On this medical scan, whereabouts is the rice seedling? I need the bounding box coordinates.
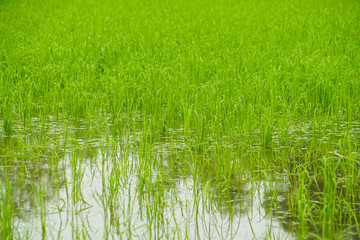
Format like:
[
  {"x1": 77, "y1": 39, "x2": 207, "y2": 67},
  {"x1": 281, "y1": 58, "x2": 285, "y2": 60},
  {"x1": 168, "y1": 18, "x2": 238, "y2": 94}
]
[{"x1": 1, "y1": 0, "x2": 360, "y2": 238}]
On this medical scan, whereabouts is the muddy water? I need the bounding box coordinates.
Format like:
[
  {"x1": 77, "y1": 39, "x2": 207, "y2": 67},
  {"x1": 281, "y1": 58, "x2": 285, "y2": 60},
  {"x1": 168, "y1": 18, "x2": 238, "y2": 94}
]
[{"x1": 0, "y1": 118, "x2": 359, "y2": 239}]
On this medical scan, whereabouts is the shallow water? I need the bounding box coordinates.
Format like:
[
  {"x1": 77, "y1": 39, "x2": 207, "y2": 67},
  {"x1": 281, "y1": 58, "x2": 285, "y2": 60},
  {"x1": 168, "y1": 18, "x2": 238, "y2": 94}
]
[
  {"x1": 0, "y1": 118, "x2": 359, "y2": 239},
  {"x1": 13, "y1": 157, "x2": 296, "y2": 239}
]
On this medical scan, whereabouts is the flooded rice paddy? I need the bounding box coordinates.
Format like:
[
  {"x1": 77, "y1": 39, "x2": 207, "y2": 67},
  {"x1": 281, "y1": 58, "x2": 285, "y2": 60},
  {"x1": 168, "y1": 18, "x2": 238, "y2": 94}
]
[
  {"x1": 2, "y1": 0, "x2": 360, "y2": 238},
  {"x1": 1, "y1": 117, "x2": 359, "y2": 239}
]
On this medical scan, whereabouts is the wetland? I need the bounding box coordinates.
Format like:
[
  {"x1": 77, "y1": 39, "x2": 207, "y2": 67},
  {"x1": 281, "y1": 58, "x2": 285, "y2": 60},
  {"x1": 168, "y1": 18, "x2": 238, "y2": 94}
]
[{"x1": 1, "y1": 0, "x2": 360, "y2": 239}]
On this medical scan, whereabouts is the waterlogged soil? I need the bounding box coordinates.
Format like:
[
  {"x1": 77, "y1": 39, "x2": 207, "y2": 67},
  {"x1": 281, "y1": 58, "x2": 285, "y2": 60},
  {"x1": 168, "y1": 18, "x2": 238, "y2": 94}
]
[{"x1": 0, "y1": 118, "x2": 359, "y2": 239}]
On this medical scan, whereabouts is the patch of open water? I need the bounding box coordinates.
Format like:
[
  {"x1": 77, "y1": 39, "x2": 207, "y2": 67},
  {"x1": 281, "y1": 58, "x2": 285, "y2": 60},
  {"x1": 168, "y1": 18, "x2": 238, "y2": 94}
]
[
  {"x1": 12, "y1": 153, "x2": 295, "y2": 239},
  {"x1": 1, "y1": 118, "x2": 359, "y2": 239}
]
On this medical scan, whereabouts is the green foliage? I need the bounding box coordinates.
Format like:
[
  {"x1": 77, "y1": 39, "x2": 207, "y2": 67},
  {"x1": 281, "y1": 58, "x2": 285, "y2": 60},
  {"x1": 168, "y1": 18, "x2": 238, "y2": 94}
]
[{"x1": 0, "y1": 0, "x2": 360, "y2": 238}]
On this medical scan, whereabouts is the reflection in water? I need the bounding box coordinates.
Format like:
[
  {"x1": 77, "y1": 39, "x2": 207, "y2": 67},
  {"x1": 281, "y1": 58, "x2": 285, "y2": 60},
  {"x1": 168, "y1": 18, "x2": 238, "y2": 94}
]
[
  {"x1": 4, "y1": 145, "x2": 294, "y2": 238},
  {"x1": 0, "y1": 119, "x2": 359, "y2": 239},
  {"x1": 263, "y1": 177, "x2": 360, "y2": 239},
  {"x1": 0, "y1": 135, "x2": 65, "y2": 218}
]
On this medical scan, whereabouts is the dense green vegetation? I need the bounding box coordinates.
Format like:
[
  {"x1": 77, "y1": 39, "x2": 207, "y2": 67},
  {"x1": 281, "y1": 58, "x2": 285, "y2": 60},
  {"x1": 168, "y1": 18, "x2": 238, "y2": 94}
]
[{"x1": 1, "y1": 0, "x2": 360, "y2": 239}]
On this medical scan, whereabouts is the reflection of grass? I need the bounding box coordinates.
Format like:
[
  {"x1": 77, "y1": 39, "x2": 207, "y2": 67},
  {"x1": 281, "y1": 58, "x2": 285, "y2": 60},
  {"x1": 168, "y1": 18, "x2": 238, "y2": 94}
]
[
  {"x1": 0, "y1": 177, "x2": 13, "y2": 240},
  {"x1": 1, "y1": 0, "x2": 360, "y2": 238},
  {"x1": 0, "y1": 134, "x2": 64, "y2": 218},
  {"x1": 284, "y1": 149, "x2": 360, "y2": 239}
]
